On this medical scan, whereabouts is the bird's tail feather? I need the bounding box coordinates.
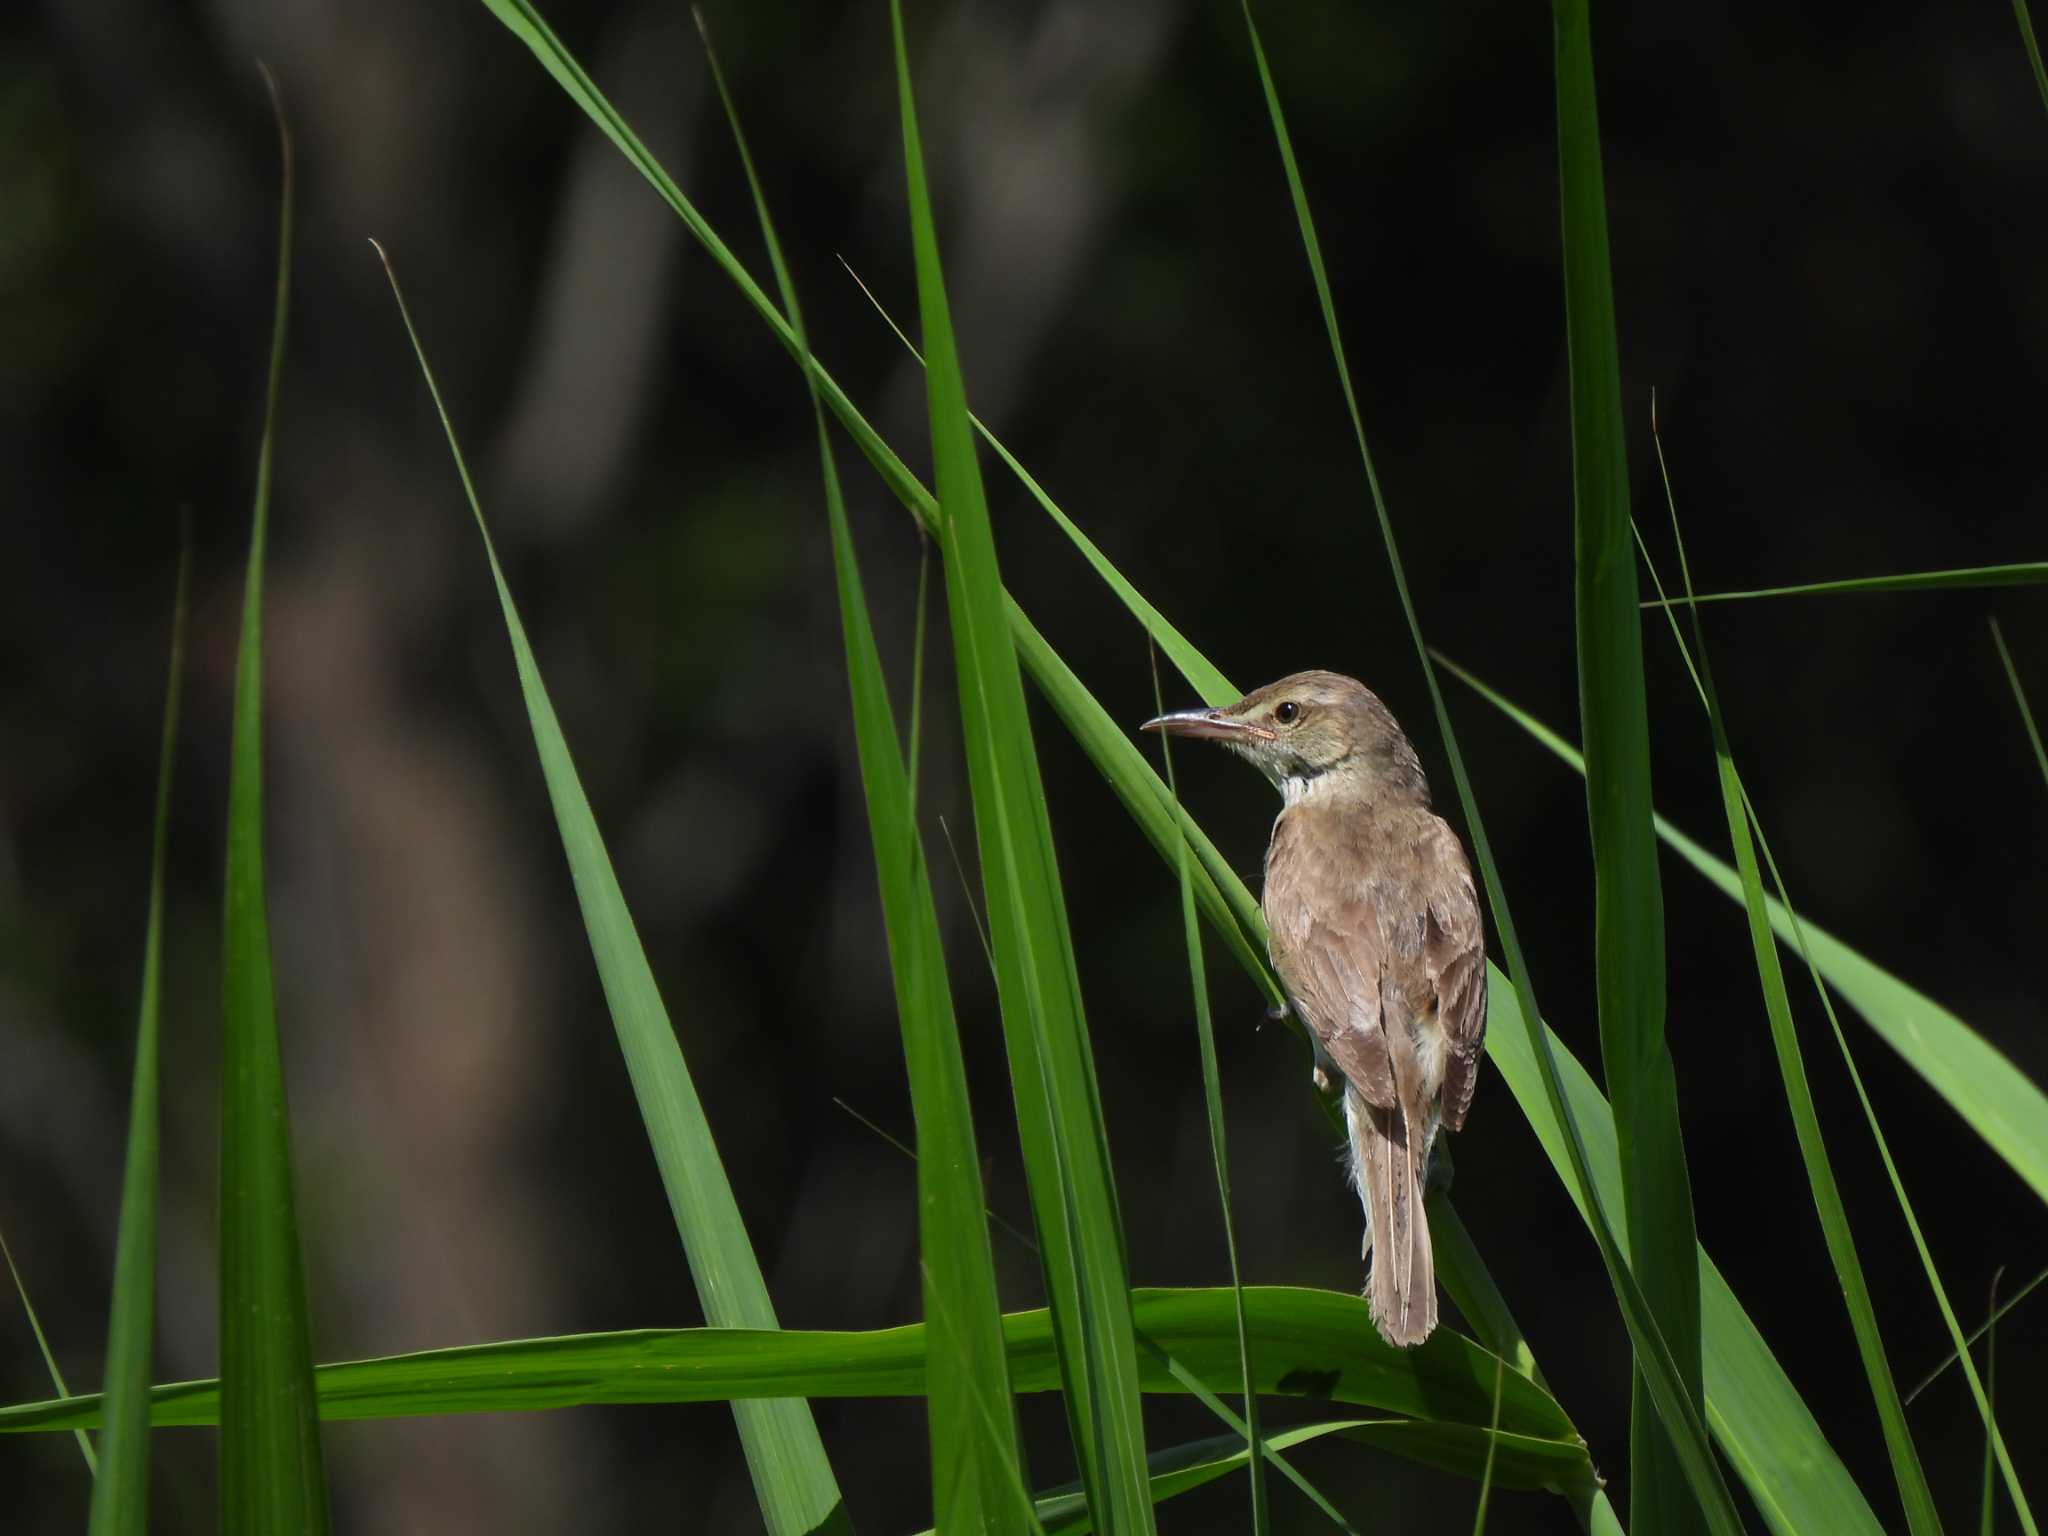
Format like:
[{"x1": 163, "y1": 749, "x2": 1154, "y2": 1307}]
[{"x1": 1345, "y1": 1085, "x2": 1437, "y2": 1348}]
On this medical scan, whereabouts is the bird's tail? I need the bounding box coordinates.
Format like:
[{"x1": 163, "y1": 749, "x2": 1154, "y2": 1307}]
[{"x1": 1345, "y1": 1084, "x2": 1437, "y2": 1348}]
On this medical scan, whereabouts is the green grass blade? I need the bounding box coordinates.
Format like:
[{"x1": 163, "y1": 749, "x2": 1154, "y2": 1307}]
[
  {"x1": 0, "y1": 1288, "x2": 1597, "y2": 1492},
  {"x1": 886, "y1": 4, "x2": 1154, "y2": 1524},
  {"x1": 89, "y1": 536, "x2": 190, "y2": 1536},
  {"x1": 1236, "y1": 5, "x2": 1732, "y2": 1524},
  {"x1": 374, "y1": 246, "x2": 850, "y2": 1536},
  {"x1": 1990, "y1": 620, "x2": 2048, "y2": 789},
  {"x1": 1981, "y1": 1274, "x2": 2001, "y2": 1536},
  {"x1": 1549, "y1": 10, "x2": 1703, "y2": 1532},
  {"x1": 1643, "y1": 561, "x2": 2048, "y2": 607},
  {"x1": 2009, "y1": 0, "x2": 2048, "y2": 117},
  {"x1": 0, "y1": 1227, "x2": 94, "y2": 1473},
  {"x1": 692, "y1": 17, "x2": 1038, "y2": 1529},
  {"x1": 1471, "y1": 1356, "x2": 1505, "y2": 1536},
  {"x1": 1151, "y1": 659, "x2": 1267, "y2": 1535},
  {"x1": 1635, "y1": 460, "x2": 1939, "y2": 1535},
  {"x1": 218, "y1": 75, "x2": 331, "y2": 1536},
  {"x1": 1444, "y1": 658, "x2": 2048, "y2": 1211}
]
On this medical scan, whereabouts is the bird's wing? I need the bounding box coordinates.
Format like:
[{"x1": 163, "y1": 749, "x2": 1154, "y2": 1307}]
[
  {"x1": 1265, "y1": 810, "x2": 1398, "y2": 1107},
  {"x1": 1423, "y1": 816, "x2": 1487, "y2": 1132}
]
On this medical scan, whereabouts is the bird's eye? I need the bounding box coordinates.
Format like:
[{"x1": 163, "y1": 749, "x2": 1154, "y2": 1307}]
[{"x1": 1275, "y1": 701, "x2": 1300, "y2": 725}]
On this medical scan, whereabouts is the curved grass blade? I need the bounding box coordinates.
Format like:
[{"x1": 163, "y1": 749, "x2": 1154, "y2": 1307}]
[
  {"x1": 1150, "y1": 656, "x2": 1267, "y2": 1534},
  {"x1": 1635, "y1": 461, "x2": 1938, "y2": 1535},
  {"x1": 374, "y1": 246, "x2": 850, "y2": 1536},
  {"x1": 1442, "y1": 658, "x2": 2048, "y2": 1211},
  {"x1": 1644, "y1": 561, "x2": 2048, "y2": 607},
  {"x1": 89, "y1": 535, "x2": 191, "y2": 1536},
  {"x1": 1990, "y1": 620, "x2": 2048, "y2": 789},
  {"x1": 0, "y1": 1288, "x2": 1596, "y2": 1491},
  {"x1": 887, "y1": 4, "x2": 1154, "y2": 1525},
  {"x1": 219, "y1": 72, "x2": 330, "y2": 1536},
  {"x1": 1236, "y1": 4, "x2": 1728, "y2": 1525},
  {"x1": 693, "y1": 16, "x2": 1038, "y2": 1529},
  {"x1": 0, "y1": 1227, "x2": 93, "y2": 1473}
]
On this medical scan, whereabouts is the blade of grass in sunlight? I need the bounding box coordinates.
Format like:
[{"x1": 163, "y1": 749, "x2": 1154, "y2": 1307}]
[
  {"x1": 887, "y1": 3, "x2": 1154, "y2": 1522},
  {"x1": 2009, "y1": 0, "x2": 2048, "y2": 116},
  {"x1": 373, "y1": 245, "x2": 851, "y2": 1536},
  {"x1": 0, "y1": 1288, "x2": 1596, "y2": 1491},
  {"x1": 218, "y1": 72, "x2": 330, "y2": 1536},
  {"x1": 1151, "y1": 652, "x2": 1268, "y2": 1536},
  {"x1": 89, "y1": 534, "x2": 190, "y2": 1536},
  {"x1": 1643, "y1": 561, "x2": 2048, "y2": 607},
  {"x1": 1236, "y1": 4, "x2": 1727, "y2": 1526},
  {"x1": 0, "y1": 1228, "x2": 93, "y2": 1473},
  {"x1": 1990, "y1": 619, "x2": 2048, "y2": 789},
  {"x1": 1635, "y1": 429, "x2": 1938, "y2": 1535},
  {"x1": 1550, "y1": 10, "x2": 1704, "y2": 1532},
  {"x1": 693, "y1": 15, "x2": 1038, "y2": 1528},
  {"x1": 1441, "y1": 657, "x2": 2048, "y2": 1211}
]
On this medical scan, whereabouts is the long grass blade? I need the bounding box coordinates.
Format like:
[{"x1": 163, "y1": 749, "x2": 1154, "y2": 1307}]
[
  {"x1": 1549, "y1": 9, "x2": 1704, "y2": 1530},
  {"x1": 0, "y1": 1288, "x2": 1595, "y2": 1489},
  {"x1": 692, "y1": 15, "x2": 1037, "y2": 1528},
  {"x1": 218, "y1": 71, "x2": 330, "y2": 1536},
  {"x1": 1990, "y1": 620, "x2": 2048, "y2": 789},
  {"x1": 1442, "y1": 658, "x2": 2048, "y2": 1211},
  {"x1": 0, "y1": 1227, "x2": 94, "y2": 1473},
  {"x1": 886, "y1": 4, "x2": 1155, "y2": 1524},
  {"x1": 374, "y1": 245, "x2": 850, "y2": 1536},
  {"x1": 1644, "y1": 561, "x2": 2048, "y2": 607},
  {"x1": 1150, "y1": 653, "x2": 1267, "y2": 1535},
  {"x1": 1982, "y1": 1272, "x2": 2003, "y2": 1536},
  {"x1": 89, "y1": 535, "x2": 190, "y2": 1535},
  {"x1": 1236, "y1": 4, "x2": 1730, "y2": 1524},
  {"x1": 1635, "y1": 434, "x2": 1938, "y2": 1535}
]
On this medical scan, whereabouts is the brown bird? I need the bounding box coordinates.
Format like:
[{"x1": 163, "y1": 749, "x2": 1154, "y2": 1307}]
[{"x1": 1145, "y1": 671, "x2": 1485, "y2": 1347}]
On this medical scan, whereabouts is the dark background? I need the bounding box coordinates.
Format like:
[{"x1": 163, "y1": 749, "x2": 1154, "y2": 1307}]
[{"x1": 5, "y1": 0, "x2": 2046, "y2": 1530}]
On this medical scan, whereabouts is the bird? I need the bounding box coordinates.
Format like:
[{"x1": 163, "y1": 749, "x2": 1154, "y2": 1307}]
[{"x1": 1143, "y1": 670, "x2": 1485, "y2": 1347}]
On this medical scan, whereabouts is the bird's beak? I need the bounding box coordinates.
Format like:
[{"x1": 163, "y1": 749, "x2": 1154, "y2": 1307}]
[{"x1": 1140, "y1": 708, "x2": 1277, "y2": 742}]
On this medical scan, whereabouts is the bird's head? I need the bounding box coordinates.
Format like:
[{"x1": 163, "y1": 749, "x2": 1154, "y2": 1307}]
[{"x1": 1142, "y1": 669, "x2": 1428, "y2": 806}]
